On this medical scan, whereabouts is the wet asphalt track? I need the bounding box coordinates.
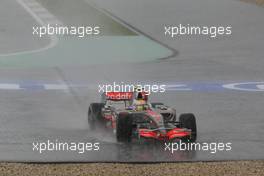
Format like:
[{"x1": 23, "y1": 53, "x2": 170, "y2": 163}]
[{"x1": 0, "y1": 0, "x2": 263, "y2": 162}]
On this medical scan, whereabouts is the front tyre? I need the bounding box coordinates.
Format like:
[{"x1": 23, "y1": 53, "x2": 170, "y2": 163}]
[
  {"x1": 116, "y1": 113, "x2": 133, "y2": 142},
  {"x1": 179, "y1": 113, "x2": 197, "y2": 142},
  {"x1": 88, "y1": 103, "x2": 104, "y2": 130}
]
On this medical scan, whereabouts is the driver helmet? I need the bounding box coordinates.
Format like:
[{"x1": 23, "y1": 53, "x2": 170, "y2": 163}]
[{"x1": 133, "y1": 86, "x2": 148, "y2": 102}]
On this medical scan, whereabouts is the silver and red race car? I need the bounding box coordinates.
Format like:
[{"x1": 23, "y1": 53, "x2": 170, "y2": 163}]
[{"x1": 88, "y1": 92, "x2": 197, "y2": 142}]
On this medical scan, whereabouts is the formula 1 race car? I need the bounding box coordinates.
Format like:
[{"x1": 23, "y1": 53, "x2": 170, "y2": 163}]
[{"x1": 88, "y1": 92, "x2": 197, "y2": 142}]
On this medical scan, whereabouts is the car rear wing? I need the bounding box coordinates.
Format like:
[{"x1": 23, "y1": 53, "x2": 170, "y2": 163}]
[{"x1": 105, "y1": 92, "x2": 133, "y2": 101}]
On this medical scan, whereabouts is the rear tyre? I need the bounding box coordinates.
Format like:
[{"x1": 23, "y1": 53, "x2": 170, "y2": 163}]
[
  {"x1": 179, "y1": 113, "x2": 197, "y2": 142},
  {"x1": 116, "y1": 113, "x2": 133, "y2": 142},
  {"x1": 88, "y1": 103, "x2": 104, "y2": 130}
]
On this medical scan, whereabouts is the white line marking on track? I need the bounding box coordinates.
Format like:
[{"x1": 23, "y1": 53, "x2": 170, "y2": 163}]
[
  {"x1": 44, "y1": 84, "x2": 68, "y2": 90},
  {"x1": 166, "y1": 84, "x2": 192, "y2": 91},
  {"x1": 0, "y1": 84, "x2": 21, "y2": 90},
  {"x1": 26, "y1": 3, "x2": 40, "y2": 8},
  {"x1": 16, "y1": 0, "x2": 46, "y2": 26},
  {"x1": 0, "y1": 0, "x2": 62, "y2": 57},
  {"x1": 222, "y1": 82, "x2": 264, "y2": 91},
  {"x1": 37, "y1": 12, "x2": 56, "y2": 19},
  {"x1": 32, "y1": 7, "x2": 48, "y2": 13},
  {"x1": 46, "y1": 20, "x2": 62, "y2": 26},
  {"x1": 257, "y1": 84, "x2": 264, "y2": 90}
]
